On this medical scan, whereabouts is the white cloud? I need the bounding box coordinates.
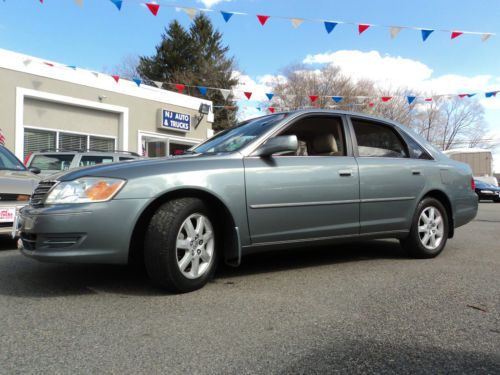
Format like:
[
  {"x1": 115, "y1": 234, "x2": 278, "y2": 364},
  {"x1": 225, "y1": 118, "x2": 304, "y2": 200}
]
[
  {"x1": 302, "y1": 50, "x2": 500, "y2": 97},
  {"x1": 196, "y1": 0, "x2": 233, "y2": 8}
]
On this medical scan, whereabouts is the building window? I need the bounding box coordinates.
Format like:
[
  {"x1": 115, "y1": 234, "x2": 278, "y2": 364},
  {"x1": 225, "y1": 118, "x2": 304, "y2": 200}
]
[
  {"x1": 24, "y1": 128, "x2": 116, "y2": 158},
  {"x1": 89, "y1": 136, "x2": 115, "y2": 152},
  {"x1": 59, "y1": 132, "x2": 87, "y2": 151},
  {"x1": 24, "y1": 129, "x2": 56, "y2": 158}
]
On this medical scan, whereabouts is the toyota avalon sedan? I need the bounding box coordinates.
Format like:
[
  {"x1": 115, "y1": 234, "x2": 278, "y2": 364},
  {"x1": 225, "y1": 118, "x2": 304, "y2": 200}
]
[{"x1": 16, "y1": 110, "x2": 478, "y2": 293}]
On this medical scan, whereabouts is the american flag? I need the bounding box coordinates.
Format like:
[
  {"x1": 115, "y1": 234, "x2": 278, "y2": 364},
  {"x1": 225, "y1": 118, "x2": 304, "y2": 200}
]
[{"x1": 0, "y1": 129, "x2": 5, "y2": 146}]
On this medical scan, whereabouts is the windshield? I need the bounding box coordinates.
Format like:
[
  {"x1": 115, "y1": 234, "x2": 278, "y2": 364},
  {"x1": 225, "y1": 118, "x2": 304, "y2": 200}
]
[
  {"x1": 0, "y1": 146, "x2": 26, "y2": 171},
  {"x1": 29, "y1": 154, "x2": 74, "y2": 172},
  {"x1": 193, "y1": 114, "x2": 288, "y2": 154}
]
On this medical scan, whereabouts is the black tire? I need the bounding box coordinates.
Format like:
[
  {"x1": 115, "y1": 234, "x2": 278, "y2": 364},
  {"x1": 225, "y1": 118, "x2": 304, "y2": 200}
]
[
  {"x1": 400, "y1": 197, "x2": 449, "y2": 259},
  {"x1": 144, "y1": 198, "x2": 217, "y2": 293}
]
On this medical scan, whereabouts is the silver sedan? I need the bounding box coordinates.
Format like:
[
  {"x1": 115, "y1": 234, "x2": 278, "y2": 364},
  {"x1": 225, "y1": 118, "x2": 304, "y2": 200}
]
[{"x1": 17, "y1": 110, "x2": 478, "y2": 293}]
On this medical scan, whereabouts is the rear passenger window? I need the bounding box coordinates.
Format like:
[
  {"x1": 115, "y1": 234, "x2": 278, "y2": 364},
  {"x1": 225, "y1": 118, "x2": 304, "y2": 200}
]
[{"x1": 351, "y1": 119, "x2": 408, "y2": 158}]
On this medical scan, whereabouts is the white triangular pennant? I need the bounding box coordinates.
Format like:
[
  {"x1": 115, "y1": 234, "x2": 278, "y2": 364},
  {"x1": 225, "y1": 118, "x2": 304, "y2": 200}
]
[
  {"x1": 23, "y1": 59, "x2": 32, "y2": 66},
  {"x1": 154, "y1": 81, "x2": 163, "y2": 88},
  {"x1": 219, "y1": 89, "x2": 231, "y2": 100},
  {"x1": 390, "y1": 26, "x2": 402, "y2": 39},
  {"x1": 74, "y1": 0, "x2": 83, "y2": 7},
  {"x1": 183, "y1": 7, "x2": 197, "y2": 20},
  {"x1": 481, "y1": 33, "x2": 493, "y2": 42},
  {"x1": 290, "y1": 18, "x2": 304, "y2": 29},
  {"x1": 91, "y1": 72, "x2": 99, "y2": 78}
]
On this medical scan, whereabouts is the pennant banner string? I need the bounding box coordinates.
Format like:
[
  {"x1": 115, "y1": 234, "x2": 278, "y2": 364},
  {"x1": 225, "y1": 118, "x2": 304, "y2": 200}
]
[
  {"x1": 26, "y1": 0, "x2": 496, "y2": 41},
  {"x1": 15, "y1": 54, "x2": 500, "y2": 103}
]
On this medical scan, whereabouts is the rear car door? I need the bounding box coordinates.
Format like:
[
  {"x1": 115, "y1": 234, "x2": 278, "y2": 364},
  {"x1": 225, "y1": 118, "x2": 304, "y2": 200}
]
[
  {"x1": 244, "y1": 114, "x2": 360, "y2": 244},
  {"x1": 349, "y1": 116, "x2": 426, "y2": 234}
]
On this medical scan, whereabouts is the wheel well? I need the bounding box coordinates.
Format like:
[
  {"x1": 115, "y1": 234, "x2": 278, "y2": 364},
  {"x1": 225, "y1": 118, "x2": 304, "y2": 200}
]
[
  {"x1": 422, "y1": 190, "x2": 454, "y2": 238},
  {"x1": 128, "y1": 189, "x2": 238, "y2": 266}
]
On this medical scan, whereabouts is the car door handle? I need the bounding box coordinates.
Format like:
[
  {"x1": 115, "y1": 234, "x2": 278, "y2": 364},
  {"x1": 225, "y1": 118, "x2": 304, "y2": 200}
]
[
  {"x1": 338, "y1": 169, "x2": 353, "y2": 177},
  {"x1": 412, "y1": 170, "x2": 421, "y2": 176}
]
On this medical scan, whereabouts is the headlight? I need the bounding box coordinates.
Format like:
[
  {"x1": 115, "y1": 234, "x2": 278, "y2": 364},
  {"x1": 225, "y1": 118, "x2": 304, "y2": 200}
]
[{"x1": 45, "y1": 178, "x2": 126, "y2": 204}]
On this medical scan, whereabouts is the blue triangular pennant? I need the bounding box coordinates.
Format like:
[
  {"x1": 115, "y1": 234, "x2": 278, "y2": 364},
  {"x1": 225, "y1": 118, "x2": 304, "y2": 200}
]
[
  {"x1": 256, "y1": 107, "x2": 262, "y2": 111},
  {"x1": 485, "y1": 91, "x2": 498, "y2": 98},
  {"x1": 421, "y1": 29, "x2": 434, "y2": 42},
  {"x1": 133, "y1": 78, "x2": 142, "y2": 87},
  {"x1": 332, "y1": 96, "x2": 343, "y2": 103},
  {"x1": 221, "y1": 11, "x2": 233, "y2": 23},
  {"x1": 407, "y1": 96, "x2": 416, "y2": 104},
  {"x1": 67, "y1": 65, "x2": 77, "y2": 70},
  {"x1": 110, "y1": 0, "x2": 122, "y2": 10},
  {"x1": 198, "y1": 86, "x2": 208, "y2": 96},
  {"x1": 324, "y1": 21, "x2": 338, "y2": 34},
  {"x1": 265, "y1": 93, "x2": 274, "y2": 100},
  {"x1": 467, "y1": 93, "x2": 476, "y2": 98}
]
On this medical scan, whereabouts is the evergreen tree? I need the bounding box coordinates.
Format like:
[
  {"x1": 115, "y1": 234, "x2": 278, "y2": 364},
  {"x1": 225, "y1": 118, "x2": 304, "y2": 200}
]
[{"x1": 138, "y1": 15, "x2": 238, "y2": 131}]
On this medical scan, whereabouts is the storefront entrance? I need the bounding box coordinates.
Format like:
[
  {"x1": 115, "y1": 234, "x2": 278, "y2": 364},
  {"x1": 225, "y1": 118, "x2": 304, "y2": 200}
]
[{"x1": 139, "y1": 132, "x2": 201, "y2": 157}]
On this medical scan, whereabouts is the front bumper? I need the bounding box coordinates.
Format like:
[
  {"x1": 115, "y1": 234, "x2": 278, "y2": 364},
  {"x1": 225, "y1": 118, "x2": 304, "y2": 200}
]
[{"x1": 17, "y1": 198, "x2": 149, "y2": 264}]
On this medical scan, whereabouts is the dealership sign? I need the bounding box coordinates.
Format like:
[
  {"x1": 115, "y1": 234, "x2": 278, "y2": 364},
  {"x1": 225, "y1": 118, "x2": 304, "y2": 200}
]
[{"x1": 159, "y1": 110, "x2": 191, "y2": 133}]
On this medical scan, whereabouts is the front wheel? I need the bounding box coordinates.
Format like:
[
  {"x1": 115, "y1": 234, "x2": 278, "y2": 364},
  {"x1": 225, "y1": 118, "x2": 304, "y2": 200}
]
[
  {"x1": 144, "y1": 198, "x2": 217, "y2": 293},
  {"x1": 400, "y1": 197, "x2": 449, "y2": 259}
]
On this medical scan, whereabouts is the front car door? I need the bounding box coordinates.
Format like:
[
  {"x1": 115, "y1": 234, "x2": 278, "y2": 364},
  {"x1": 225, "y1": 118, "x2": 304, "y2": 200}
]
[
  {"x1": 348, "y1": 116, "x2": 426, "y2": 234},
  {"x1": 244, "y1": 114, "x2": 360, "y2": 245}
]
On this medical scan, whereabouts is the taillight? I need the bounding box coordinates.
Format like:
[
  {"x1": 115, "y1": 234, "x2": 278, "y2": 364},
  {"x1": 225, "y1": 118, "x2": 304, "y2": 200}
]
[{"x1": 471, "y1": 178, "x2": 475, "y2": 190}]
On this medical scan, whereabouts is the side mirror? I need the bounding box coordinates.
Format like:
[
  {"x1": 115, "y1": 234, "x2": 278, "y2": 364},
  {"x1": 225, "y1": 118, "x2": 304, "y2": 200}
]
[
  {"x1": 252, "y1": 135, "x2": 298, "y2": 157},
  {"x1": 28, "y1": 167, "x2": 41, "y2": 175}
]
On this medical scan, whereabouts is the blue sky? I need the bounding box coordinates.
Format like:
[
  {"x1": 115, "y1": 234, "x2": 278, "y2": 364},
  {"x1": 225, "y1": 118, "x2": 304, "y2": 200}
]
[{"x1": 1, "y1": 0, "x2": 499, "y2": 163}]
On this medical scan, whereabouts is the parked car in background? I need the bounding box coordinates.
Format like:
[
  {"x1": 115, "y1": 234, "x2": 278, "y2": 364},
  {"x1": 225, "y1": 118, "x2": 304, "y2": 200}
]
[
  {"x1": 25, "y1": 150, "x2": 141, "y2": 178},
  {"x1": 0, "y1": 145, "x2": 40, "y2": 235},
  {"x1": 474, "y1": 179, "x2": 500, "y2": 202},
  {"x1": 17, "y1": 110, "x2": 478, "y2": 293}
]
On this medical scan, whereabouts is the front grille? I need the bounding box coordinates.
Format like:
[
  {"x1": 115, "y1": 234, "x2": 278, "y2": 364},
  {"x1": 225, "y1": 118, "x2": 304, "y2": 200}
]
[
  {"x1": 30, "y1": 181, "x2": 57, "y2": 208},
  {"x1": 0, "y1": 194, "x2": 20, "y2": 202}
]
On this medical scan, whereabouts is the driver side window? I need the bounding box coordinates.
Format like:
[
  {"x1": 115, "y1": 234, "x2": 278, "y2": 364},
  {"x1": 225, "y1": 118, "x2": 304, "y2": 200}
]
[{"x1": 278, "y1": 116, "x2": 346, "y2": 157}]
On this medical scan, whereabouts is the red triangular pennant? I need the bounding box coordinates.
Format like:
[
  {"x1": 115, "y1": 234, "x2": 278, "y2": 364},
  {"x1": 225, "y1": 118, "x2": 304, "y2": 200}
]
[
  {"x1": 458, "y1": 94, "x2": 468, "y2": 98},
  {"x1": 368, "y1": 102, "x2": 375, "y2": 107},
  {"x1": 43, "y1": 62, "x2": 54, "y2": 67},
  {"x1": 257, "y1": 15, "x2": 270, "y2": 26},
  {"x1": 268, "y1": 107, "x2": 276, "y2": 113},
  {"x1": 112, "y1": 75, "x2": 120, "y2": 83},
  {"x1": 358, "y1": 24, "x2": 370, "y2": 34},
  {"x1": 381, "y1": 96, "x2": 392, "y2": 102},
  {"x1": 175, "y1": 84, "x2": 186, "y2": 94},
  {"x1": 451, "y1": 31, "x2": 463, "y2": 39},
  {"x1": 425, "y1": 98, "x2": 433, "y2": 102},
  {"x1": 146, "y1": 3, "x2": 160, "y2": 16},
  {"x1": 309, "y1": 95, "x2": 319, "y2": 103},
  {"x1": 244, "y1": 92, "x2": 253, "y2": 99}
]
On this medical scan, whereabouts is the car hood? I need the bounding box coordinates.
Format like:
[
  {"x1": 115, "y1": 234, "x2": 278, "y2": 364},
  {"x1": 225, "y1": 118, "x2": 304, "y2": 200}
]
[
  {"x1": 52, "y1": 153, "x2": 235, "y2": 182},
  {"x1": 0, "y1": 170, "x2": 41, "y2": 195}
]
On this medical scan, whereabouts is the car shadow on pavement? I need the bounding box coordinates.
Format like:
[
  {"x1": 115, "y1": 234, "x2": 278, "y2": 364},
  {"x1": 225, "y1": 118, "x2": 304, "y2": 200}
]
[
  {"x1": 277, "y1": 338, "x2": 500, "y2": 374},
  {"x1": 0, "y1": 239, "x2": 406, "y2": 298},
  {"x1": 216, "y1": 239, "x2": 406, "y2": 279}
]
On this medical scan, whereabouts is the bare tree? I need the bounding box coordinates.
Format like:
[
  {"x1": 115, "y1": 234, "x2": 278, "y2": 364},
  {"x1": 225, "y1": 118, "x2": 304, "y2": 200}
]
[{"x1": 103, "y1": 54, "x2": 141, "y2": 80}]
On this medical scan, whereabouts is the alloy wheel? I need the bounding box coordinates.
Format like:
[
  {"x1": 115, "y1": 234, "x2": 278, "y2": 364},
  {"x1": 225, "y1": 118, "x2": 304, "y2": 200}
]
[
  {"x1": 417, "y1": 206, "x2": 444, "y2": 250},
  {"x1": 176, "y1": 213, "x2": 214, "y2": 279}
]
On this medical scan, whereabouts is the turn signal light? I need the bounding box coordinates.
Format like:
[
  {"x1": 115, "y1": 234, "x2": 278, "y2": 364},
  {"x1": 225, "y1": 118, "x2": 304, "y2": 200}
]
[
  {"x1": 16, "y1": 194, "x2": 30, "y2": 201},
  {"x1": 85, "y1": 181, "x2": 123, "y2": 201}
]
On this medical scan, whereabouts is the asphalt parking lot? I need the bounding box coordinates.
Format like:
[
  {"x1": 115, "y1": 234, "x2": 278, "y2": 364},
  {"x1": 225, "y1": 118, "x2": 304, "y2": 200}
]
[{"x1": 0, "y1": 204, "x2": 499, "y2": 374}]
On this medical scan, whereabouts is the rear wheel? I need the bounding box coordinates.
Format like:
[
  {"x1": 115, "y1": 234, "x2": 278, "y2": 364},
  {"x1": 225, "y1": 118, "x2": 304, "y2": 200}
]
[
  {"x1": 401, "y1": 197, "x2": 449, "y2": 258},
  {"x1": 144, "y1": 198, "x2": 217, "y2": 293}
]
